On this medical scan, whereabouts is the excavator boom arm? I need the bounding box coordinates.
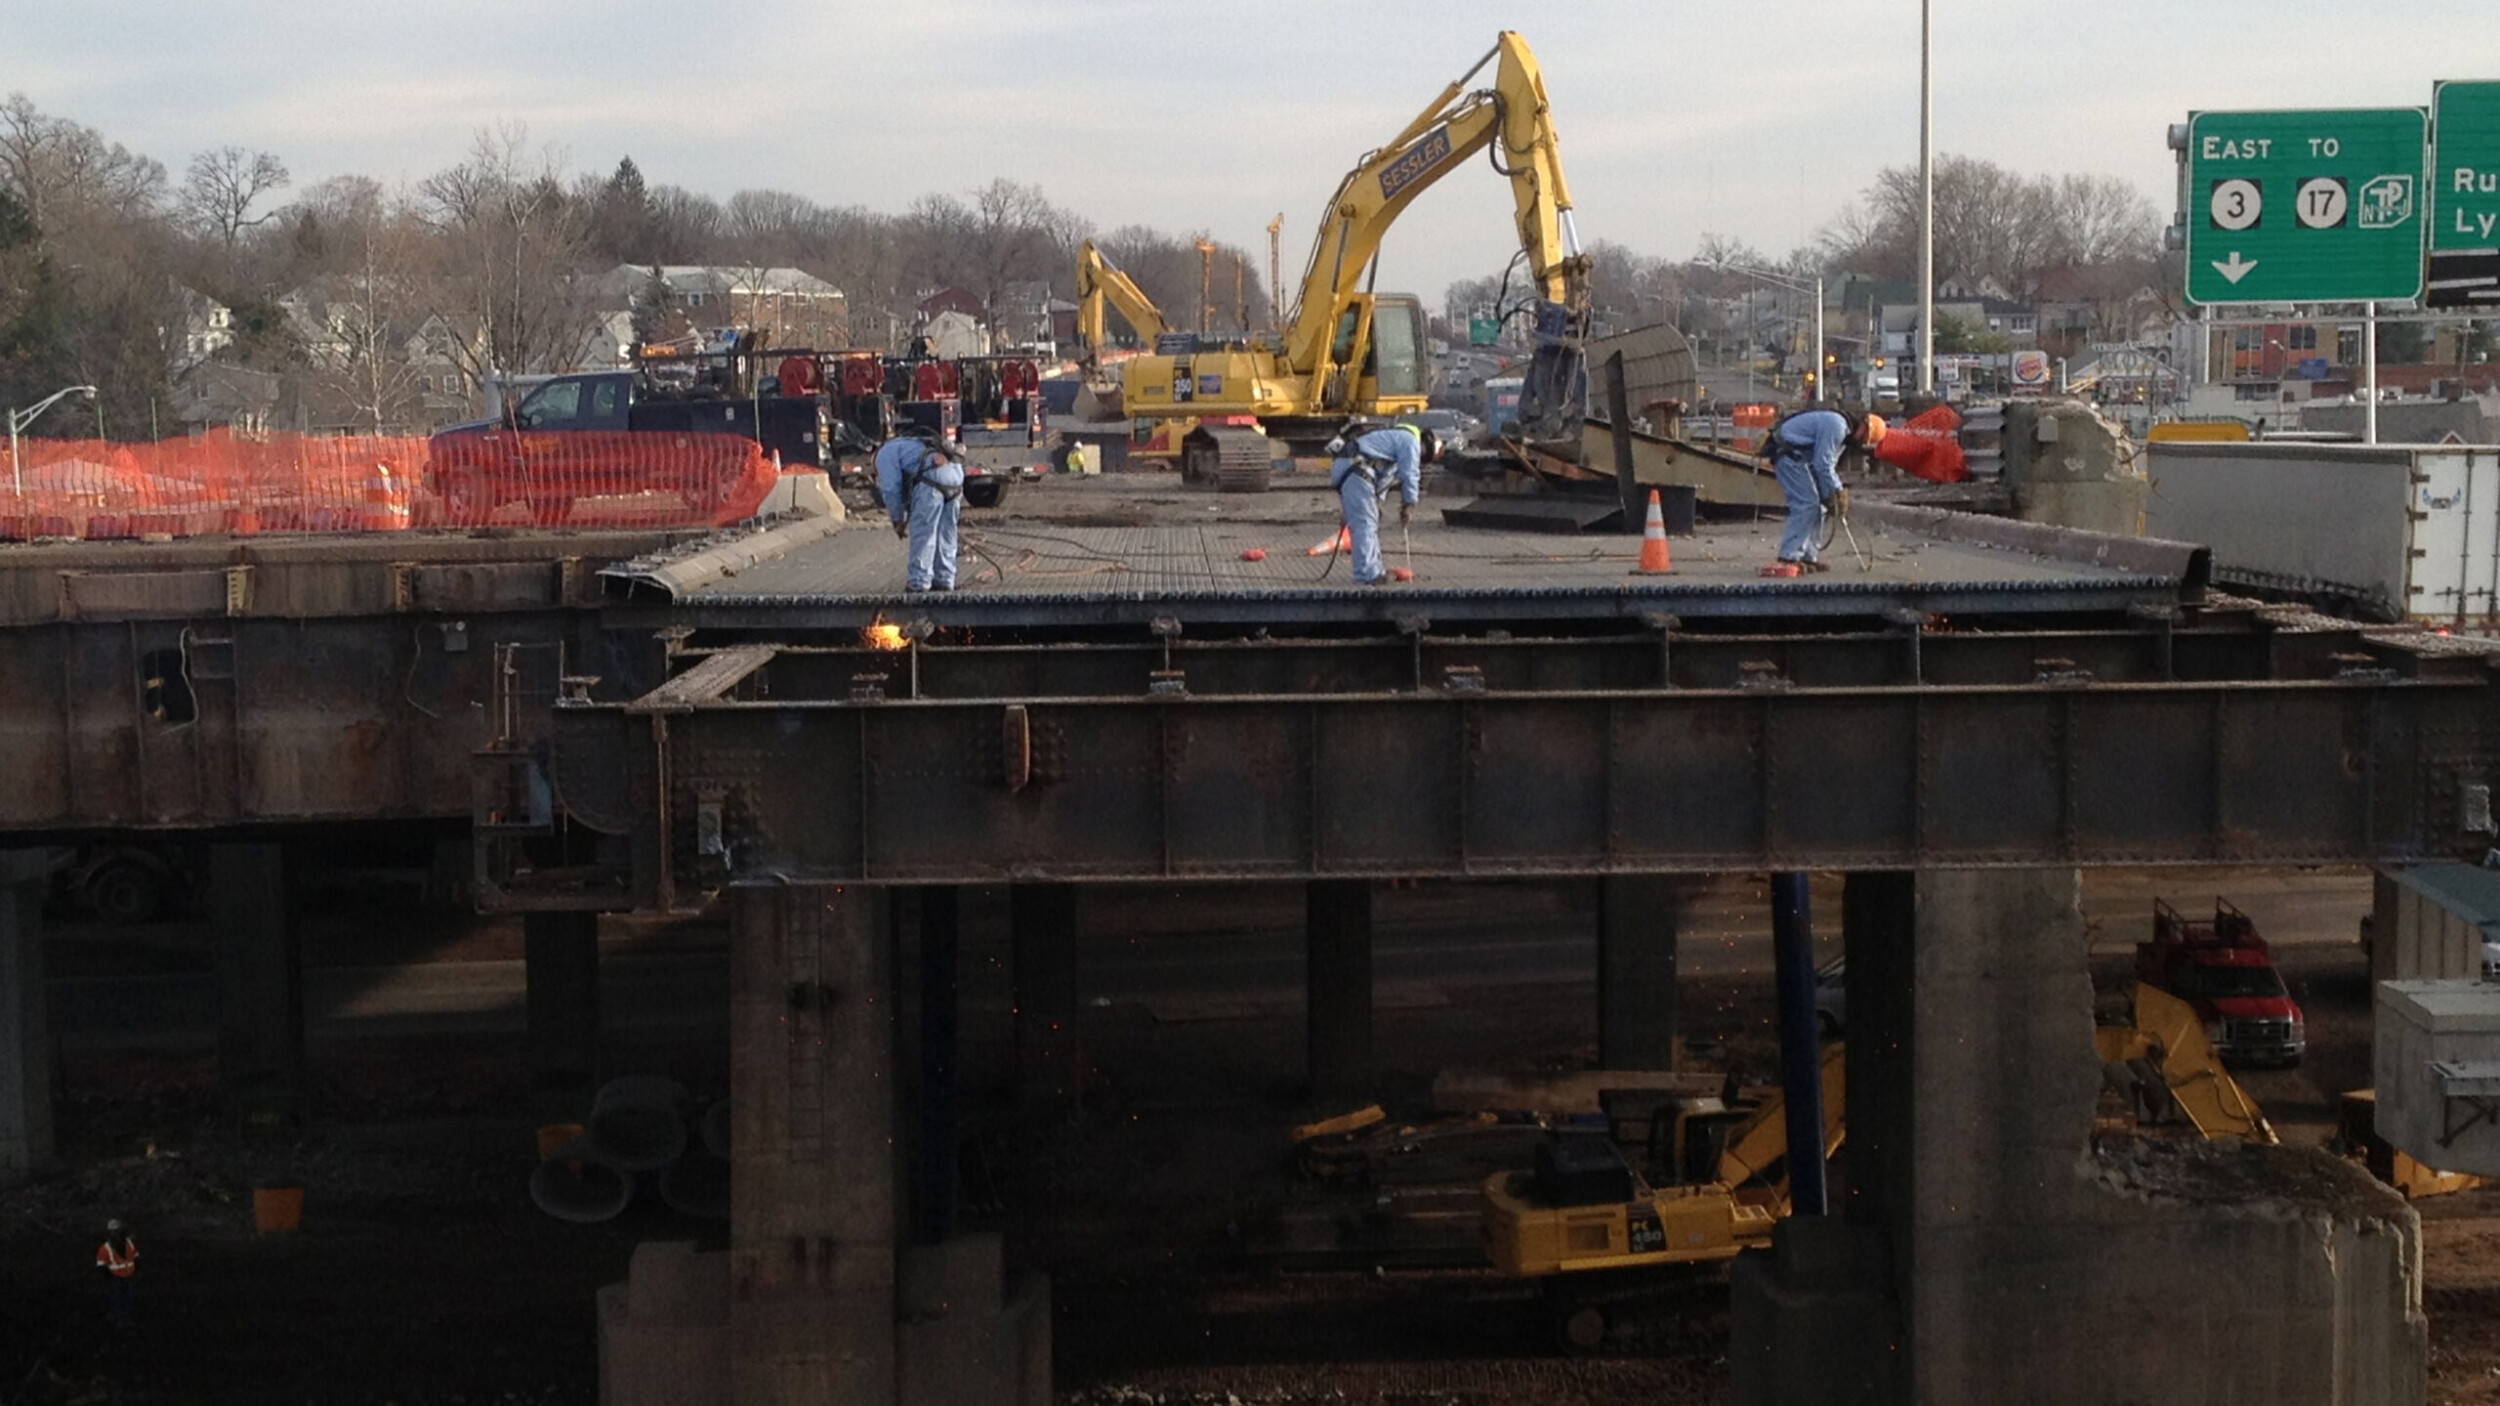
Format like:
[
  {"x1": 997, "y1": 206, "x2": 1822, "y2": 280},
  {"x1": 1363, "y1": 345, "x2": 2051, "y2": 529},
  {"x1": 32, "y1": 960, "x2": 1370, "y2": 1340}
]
[
  {"x1": 1280, "y1": 30, "x2": 1589, "y2": 374},
  {"x1": 1075, "y1": 240, "x2": 1168, "y2": 368}
]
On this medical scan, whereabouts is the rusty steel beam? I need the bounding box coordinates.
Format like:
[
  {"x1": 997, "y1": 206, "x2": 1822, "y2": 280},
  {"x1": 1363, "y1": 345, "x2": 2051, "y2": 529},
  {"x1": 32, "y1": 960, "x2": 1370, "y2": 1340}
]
[{"x1": 489, "y1": 654, "x2": 2500, "y2": 905}]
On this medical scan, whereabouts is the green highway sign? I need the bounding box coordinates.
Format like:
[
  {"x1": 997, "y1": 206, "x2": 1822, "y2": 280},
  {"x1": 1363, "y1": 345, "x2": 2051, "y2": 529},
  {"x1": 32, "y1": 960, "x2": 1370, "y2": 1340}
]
[
  {"x1": 2430, "y1": 80, "x2": 2500, "y2": 309},
  {"x1": 2184, "y1": 107, "x2": 2427, "y2": 305}
]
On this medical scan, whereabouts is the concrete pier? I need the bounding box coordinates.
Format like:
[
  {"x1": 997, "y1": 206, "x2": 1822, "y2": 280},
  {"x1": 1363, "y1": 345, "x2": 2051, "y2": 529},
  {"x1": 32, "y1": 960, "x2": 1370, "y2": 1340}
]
[
  {"x1": 0, "y1": 854, "x2": 52, "y2": 1185},
  {"x1": 212, "y1": 842, "x2": 301, "y2": 1121},
  {"x1": 1009, "y1": 883, "x2": 1080, "y2": 1114},
  {"x1": 1305, "y1": 880, "x2": 1373, "y2": 1103},
  {"x1": 1597, "y1": 875, "x2": 1682, "y2": 1070},
  {"x1": 1735, "y1": 868, "x2": 2428, "y2": 1406},
  {"x1": 598, "y1": 883, "x2": 1048, "y2": 1406},
  {"x1": 523, "y1": 911, "x2": 601, "y2": 1106}
]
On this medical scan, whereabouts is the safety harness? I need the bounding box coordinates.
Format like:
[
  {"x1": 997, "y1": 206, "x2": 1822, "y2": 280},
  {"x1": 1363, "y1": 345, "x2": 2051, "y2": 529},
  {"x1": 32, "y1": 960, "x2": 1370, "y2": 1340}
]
[
  {"x1": 898, "y1": 437, "x2": 962, "y2": 504},
  {"x1": 1328, "y1": 421, "x2": 1412, "y2": 501}
]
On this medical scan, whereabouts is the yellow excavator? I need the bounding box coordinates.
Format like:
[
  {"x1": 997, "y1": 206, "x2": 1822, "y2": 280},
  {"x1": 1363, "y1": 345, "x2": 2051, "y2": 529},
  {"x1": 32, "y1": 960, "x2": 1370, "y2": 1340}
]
[
  {"x1": 1074, "y1": 30, "x2": 1592, "y2": 490},
  {"x1": 1481, "y1": 1046, "x2": 1845, "y2": 1348},
  {"x1": 1484, "y1": 992, "x2": 2272, "y2": 1349}
]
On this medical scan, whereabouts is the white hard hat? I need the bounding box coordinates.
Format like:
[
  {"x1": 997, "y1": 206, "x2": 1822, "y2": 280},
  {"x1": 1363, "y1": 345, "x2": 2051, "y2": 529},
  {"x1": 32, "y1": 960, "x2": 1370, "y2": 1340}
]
[{"x1": 106, "y1": 1219, "x2": 122, "y2": 1232}]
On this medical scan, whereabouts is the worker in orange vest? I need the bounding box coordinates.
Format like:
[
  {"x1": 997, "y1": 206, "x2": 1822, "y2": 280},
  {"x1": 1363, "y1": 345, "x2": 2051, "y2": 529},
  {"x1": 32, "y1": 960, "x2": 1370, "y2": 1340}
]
[{"x1": 95, "y1": 1218, "x2": 137, "y2": 1329}]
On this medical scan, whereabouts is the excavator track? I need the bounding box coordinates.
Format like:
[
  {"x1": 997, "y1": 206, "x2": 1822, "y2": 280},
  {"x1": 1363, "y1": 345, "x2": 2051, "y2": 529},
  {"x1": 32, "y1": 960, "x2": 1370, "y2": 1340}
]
[{"x1": 1184, "y1": 425, "x2": 1274, "y2": 494}]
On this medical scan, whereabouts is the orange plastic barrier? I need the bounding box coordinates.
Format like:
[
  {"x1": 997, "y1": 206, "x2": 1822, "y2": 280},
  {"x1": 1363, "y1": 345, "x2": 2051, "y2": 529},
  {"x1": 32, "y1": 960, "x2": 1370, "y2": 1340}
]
[
  {"x1": 1730, "y1": 403, "x2": 1780, "y2": 455},
  {"x1": 0, "y1": 429, "x2": 778, "y2": 541}
]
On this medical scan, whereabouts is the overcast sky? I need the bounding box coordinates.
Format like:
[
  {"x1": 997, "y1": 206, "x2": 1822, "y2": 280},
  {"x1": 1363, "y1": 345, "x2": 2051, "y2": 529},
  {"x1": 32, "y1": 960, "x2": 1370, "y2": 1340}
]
[{"x1": 5, "y1": 1, "x2": 2493, "y2": 302}]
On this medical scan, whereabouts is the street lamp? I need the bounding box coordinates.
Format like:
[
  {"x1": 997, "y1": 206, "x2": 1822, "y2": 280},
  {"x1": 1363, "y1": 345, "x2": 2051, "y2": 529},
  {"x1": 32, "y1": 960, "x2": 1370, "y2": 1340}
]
[
  {"x1": 10, "y1": 385, "x2": 98, "y2": 497},
  {"x1": 1712, "y1": 262, "x2": 1826, "y2": 403}
]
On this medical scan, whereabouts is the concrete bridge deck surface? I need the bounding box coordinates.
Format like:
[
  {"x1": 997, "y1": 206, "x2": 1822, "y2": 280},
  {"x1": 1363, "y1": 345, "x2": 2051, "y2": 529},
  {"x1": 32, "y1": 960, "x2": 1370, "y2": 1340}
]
[{"x1": 606, "y1": 472, "x2": 2193, "y2": 624}]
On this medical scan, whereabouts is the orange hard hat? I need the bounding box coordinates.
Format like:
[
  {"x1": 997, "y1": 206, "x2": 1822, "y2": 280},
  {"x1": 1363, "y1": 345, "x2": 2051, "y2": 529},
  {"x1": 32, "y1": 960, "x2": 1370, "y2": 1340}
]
[{"x1": 1861, "y1": 412, "x2": 1889, "y2": 445}]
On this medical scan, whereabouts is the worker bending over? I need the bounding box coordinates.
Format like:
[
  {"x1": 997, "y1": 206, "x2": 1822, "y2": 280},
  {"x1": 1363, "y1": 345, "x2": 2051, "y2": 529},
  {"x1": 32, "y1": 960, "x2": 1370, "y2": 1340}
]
[
  {"x1": 1762, "y1": 408, "x2": 1883, "y2": 573},
  {"x1": 1329, "y1": 424, "x2": 1442, "y2": 586},
  {"x1": 875, "y1": 432, "x2": 968, "y2": 592}
]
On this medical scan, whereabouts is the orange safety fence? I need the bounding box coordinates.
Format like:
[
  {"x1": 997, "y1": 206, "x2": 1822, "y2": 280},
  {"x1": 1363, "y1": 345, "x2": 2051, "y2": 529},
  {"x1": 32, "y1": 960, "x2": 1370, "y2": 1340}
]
[{"x1": 0, "y1": 429, "x2": 781, "y2": 541}]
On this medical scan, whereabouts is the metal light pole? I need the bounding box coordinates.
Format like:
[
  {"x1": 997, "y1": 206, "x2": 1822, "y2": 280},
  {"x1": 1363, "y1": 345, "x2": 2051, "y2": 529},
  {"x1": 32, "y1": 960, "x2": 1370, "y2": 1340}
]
[
  {"x1": 8, "y1": 384, "x2": 97, "y2": 497},
  {"x1": 1917, "y1": 0, "x2": 1935, "y2": 396},
  {"x1": 1716, "y1": 262, "x2": 1825, "y2": 402}
]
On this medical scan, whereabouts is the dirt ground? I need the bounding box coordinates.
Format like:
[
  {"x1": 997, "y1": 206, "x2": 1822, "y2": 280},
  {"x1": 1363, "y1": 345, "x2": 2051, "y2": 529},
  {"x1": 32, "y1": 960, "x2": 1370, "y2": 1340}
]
[{"x1": 8, "y1": 868, "x2": 2500, "y2": 1404}]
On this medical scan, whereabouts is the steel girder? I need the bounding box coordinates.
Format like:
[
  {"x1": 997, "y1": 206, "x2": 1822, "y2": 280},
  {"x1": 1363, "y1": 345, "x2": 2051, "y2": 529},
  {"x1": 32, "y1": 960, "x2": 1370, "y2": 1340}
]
[{"x1": 480, "y1": 613, "x2": 2500, "y2": 908}]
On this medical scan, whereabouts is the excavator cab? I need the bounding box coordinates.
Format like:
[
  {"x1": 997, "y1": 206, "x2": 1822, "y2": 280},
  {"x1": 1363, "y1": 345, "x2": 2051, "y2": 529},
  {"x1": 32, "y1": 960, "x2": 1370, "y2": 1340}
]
[{"x1": 1320, "y1": 295, "x2": 1432, "y2": 411}]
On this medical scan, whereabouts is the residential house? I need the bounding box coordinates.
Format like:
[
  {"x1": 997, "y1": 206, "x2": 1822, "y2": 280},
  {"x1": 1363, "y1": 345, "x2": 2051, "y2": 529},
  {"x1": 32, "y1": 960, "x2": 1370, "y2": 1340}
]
[
  {"x1": 597, "y1": 265, "x2": 850, "y2": 353},
  {"x1": 171, "y1": 288, "x2": 235, "y2": 371}
]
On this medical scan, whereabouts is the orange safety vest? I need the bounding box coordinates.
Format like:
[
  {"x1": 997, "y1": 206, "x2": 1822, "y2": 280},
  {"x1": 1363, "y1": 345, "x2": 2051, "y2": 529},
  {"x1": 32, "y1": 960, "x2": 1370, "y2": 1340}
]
[{"x1": 96, "y1": 1237, "x2": 137, "y2": 1277}]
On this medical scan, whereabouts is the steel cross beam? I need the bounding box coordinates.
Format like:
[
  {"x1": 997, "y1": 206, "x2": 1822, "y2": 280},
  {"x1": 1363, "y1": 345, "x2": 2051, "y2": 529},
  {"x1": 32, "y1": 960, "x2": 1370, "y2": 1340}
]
[{"x1": 481, "y1": 617, "x2": 2500, "y2": 908}]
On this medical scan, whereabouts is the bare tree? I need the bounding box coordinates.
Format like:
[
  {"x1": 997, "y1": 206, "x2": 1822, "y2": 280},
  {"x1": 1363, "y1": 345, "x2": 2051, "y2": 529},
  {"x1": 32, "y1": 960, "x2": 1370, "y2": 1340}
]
[
  {"x1": 417, "y1": 125, "x2": 600, "y2": 379},
  {"x1": 180, "y1": 146, "x2": 289, "y2": 247}
]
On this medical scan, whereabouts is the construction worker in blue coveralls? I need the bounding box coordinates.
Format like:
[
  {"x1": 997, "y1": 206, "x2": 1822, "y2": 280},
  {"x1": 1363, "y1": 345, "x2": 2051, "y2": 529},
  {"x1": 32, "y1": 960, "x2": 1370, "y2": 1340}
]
[
  {"x1": 1761, "y1": 407, "x2": 1885, "y2": 573},
  {"x1": 1328, "y1": 423, "x2": 1443, "y2": 585},
  {"x1": 875, "y1": 431, "x2": 967, "y2": 592}
]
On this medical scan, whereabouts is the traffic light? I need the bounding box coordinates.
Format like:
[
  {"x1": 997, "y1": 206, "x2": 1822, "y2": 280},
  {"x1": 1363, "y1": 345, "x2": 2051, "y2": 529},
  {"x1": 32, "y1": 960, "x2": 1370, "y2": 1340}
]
[
  {"x1": 1872, "y1": 356, "x2": 1887, "y2": 369},
  {"x1": 1825, "y1": 352, "x2": 1838, "y2": 366}
]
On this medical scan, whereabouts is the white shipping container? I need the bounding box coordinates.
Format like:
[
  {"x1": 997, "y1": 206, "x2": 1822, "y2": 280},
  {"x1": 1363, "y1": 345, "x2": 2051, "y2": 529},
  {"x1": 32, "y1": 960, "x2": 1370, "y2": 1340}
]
[{"x1": 2146, "y1": 442, "x2": 2500, "y2": 626}]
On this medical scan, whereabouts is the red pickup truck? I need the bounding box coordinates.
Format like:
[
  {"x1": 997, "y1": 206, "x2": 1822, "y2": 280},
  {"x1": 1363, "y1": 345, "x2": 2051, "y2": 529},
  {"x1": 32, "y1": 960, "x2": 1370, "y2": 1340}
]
[{"x1": 2136, "y1": 899, "x2": 2305, "y2": 1068}]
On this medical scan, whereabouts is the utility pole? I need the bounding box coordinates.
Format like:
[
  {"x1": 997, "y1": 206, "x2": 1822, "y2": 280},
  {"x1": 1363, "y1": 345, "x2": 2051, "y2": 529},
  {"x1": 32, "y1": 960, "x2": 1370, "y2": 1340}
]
[{"x1": 1917, "y1": 0, "x2": 1935, "y2": 396}]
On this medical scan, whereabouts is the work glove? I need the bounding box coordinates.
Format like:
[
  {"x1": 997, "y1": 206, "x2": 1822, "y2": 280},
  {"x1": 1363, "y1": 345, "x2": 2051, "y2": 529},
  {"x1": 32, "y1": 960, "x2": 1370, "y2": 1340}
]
[
  {"x1": 1399, "y1": 501, "x2": 1413, "y2": 526},
  {"x1": 892, "y1": 519, "x2": 909, "y2": 539},
  {"x1": 1831, "y1": 488, "x2": 1849, "y2": 514}
]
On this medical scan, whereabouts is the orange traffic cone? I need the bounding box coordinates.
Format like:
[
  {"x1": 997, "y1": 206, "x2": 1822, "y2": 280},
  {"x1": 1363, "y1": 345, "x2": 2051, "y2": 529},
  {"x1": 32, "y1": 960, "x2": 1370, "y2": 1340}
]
[
  {"x1": 1307, "y1": 524, "x2": 1352, "y2": 557},
  {"x1": 361, "y1": 462, "x2": 410, "y2": 532},
  {"x1": 1633, "y1": 489, "x2": 1671, "y2": 574}
]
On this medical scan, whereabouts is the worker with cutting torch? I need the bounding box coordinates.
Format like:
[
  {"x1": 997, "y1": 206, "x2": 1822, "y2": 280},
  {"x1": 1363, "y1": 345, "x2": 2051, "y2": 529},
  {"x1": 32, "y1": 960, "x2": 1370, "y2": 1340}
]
[
  {"x1": 1760, "y1": 407, "x2": 1884, "y2": 575},
  {"x1": 876, "y1": 430, "x2": 968, "y2": 592},
  {"x1": 1328, "y1": 422, "x2": 1443, "y2": 585}
]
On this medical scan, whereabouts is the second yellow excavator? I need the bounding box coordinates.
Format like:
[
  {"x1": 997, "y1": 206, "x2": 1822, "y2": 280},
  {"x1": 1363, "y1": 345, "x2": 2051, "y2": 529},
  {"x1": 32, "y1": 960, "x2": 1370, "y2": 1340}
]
[{"x1": 1075, "y1": 30, "x2": 1592, "y2": 489}]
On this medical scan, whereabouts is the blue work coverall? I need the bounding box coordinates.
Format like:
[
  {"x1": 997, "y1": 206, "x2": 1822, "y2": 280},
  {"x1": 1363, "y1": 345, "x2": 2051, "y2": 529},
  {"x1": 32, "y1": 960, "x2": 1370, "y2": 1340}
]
[
  {"x1": 875, "y1": 437, "x2": 964, "y2": 591},
  {"x1": 1329, "y1": 427, "x2": 1422, "y2": 585},
  {"x1": 1765, "y1": 409, "x2": 1847, "y2": 564}
]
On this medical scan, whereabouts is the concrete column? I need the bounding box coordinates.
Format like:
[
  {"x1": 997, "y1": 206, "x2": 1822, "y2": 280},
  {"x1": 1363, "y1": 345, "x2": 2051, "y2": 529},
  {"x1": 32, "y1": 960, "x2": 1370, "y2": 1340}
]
[
  {"x1": 523, "y1": 911, "x2": 601, "y2": 1106},
  {"x1": 212, "y1": 842, "x2": 302, "y2": 1122},
  {"x1": 0, "y1": 856, "x2": 53, "y2": 1185},
  {"x1": 1305, "y1": 879, "x2": 1373, "y2": 1103},
  {"x1": 1839, "y1": 871, "x2": 1915, "y2": 1233},
  {"x1": 912, "y1": 886, "x2": 960, "y2": 1247},
  {"x1": 1740, "y1": 868, "x2": 2428, "y2": 1406},
  {"x1": 1009, "y1": 883, "x2": 1079, "y2": 1113},
  {"x1": 1597, "y1": 875, "x2": 1682, "y2": 1070},
  {"x1": 726, "y1": 882, "x2": 896, "y2": 1406}
]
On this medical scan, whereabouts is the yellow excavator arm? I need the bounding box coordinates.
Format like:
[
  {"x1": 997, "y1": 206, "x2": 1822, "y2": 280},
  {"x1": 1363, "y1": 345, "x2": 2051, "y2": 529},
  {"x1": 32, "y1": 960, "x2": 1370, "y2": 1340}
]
[
  {"x1": 1280, "y1": 32, "x2": 1590, "y2": 416},
  {"x1": 2098, "y1": 983, "x2": 2277, "y2": 1145},
  {"x1": 1715, "y1": 1043, "x2": 1847, "y2": 1207},
  {"x1": 1074, "y1": 240, "x2": 1168, "y2": 373}
]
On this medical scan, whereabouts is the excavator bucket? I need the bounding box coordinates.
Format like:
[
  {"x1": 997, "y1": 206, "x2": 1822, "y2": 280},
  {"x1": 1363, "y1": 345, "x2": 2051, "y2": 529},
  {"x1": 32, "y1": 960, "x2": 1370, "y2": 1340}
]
[{"x1": 1514, "y1": 300, "x2": 1590, "y2": 444}]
